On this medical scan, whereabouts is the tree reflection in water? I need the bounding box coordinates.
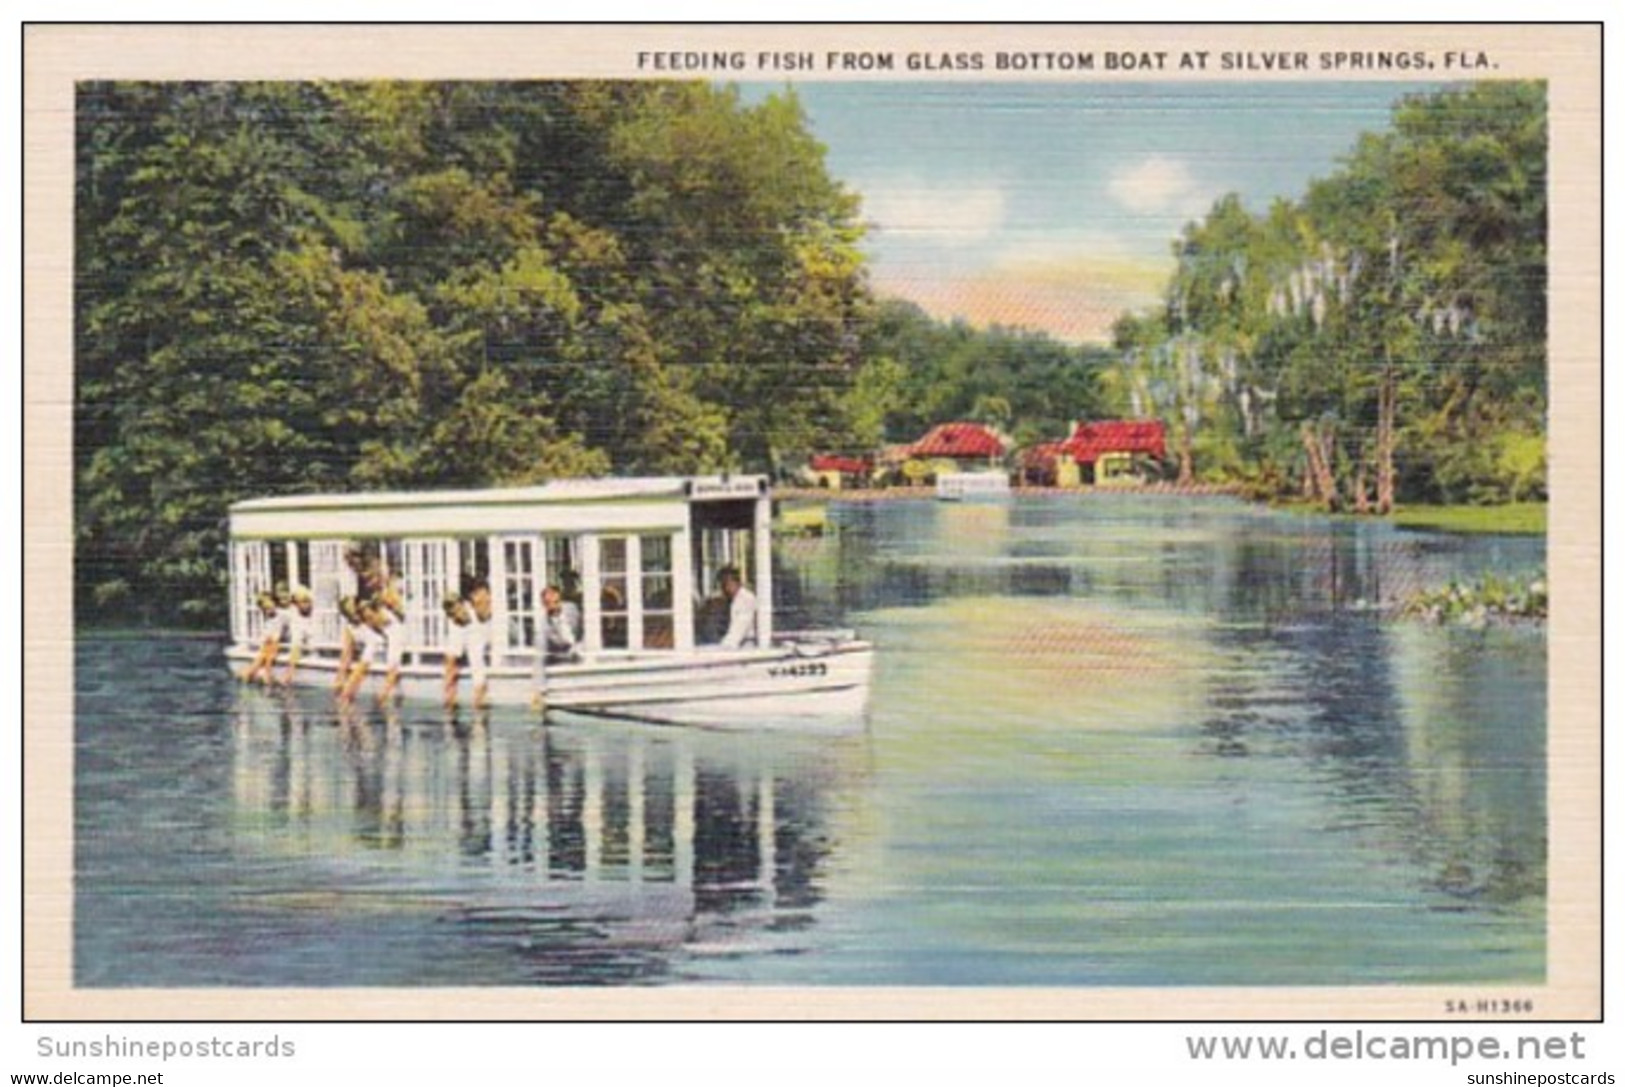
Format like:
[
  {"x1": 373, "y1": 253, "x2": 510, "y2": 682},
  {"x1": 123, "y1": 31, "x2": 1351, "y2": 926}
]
[{"x1": 230, "y1": 689, "x2": 868, "y2": 984}]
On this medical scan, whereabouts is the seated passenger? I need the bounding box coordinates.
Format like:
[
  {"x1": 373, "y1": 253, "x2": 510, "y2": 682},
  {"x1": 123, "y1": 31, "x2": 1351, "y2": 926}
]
[
  {"x1": 529, "y1": 583, "x2": 583, "y2": 713},
  {"x1": 333, "y1": 594, "x2": 363, "y2": 692},
  {"x1": 278, "y1": 586, "x2": 315, "y2": 687},
  {"x1": 541, "y1": 585, "x2": 582, "y2": 662},
  {"x1": 241, "y1": 591, "x2": 289, "y2": 685},
  {"x1": 717, "y1": 566, "x2": 758, "y2": 649}
]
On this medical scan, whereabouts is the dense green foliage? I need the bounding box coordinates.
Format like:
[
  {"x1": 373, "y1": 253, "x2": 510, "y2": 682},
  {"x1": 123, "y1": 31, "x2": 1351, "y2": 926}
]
[
  {"x1": 1104, "y1": 82, "x2": 1548, "y2": 511},
  {"x1": 76, "y1": 81, "x2": 872, "y2": 621},
  {"x1": 75, "y1": 79, "x2": 1546, "y2": 625},
  {"x1": 849, "y1": 299, "x2": 1110, "y2": 450}
]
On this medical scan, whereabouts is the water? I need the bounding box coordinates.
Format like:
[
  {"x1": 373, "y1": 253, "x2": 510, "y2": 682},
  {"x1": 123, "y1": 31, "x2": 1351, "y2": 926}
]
[{"x1": 75, "y1": 496, "x2": 1547, "y2": 987}]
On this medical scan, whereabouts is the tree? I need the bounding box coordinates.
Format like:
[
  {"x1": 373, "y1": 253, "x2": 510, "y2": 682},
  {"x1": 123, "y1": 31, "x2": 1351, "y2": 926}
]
[
  {"x1": 1102, "y1": 81, "x2": 1547, "y2": 511},
  {"x1": 75, "y1": 80, "x2": 874, "y2": 623}
]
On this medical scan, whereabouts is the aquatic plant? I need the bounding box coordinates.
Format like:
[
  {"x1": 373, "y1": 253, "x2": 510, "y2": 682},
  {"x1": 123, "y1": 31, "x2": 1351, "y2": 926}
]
[{"x1": 1402, "y1": 570, "x2": 1547, "y2": 625}]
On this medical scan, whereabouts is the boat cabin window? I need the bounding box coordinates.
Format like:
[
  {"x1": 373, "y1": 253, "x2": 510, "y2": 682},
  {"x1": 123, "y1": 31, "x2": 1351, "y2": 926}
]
[
  {"x1": 308, "y1": 540, "x2": 354, "y2": 645},
  {"x1": 641, "y1": 535, "x2": 675, "y2": 649},
  {"x1": 490, "y1": 534, "x2": 580, "y2": 665},
  {"x1": 576, "y1": 533, "x2": 678, "y2": 653},
  {"x1": 290, "y1": 542, "x2": 310, "y2": 594},
  {"x1": 499, "y1": 536, "x2": 540, "y2": 656},
  {"x1": 399, "y1": 539, "x2": 457, "y2": 654},
  {"x1": 690, "y1": 499, "x2": 759, "y2": 645},
  {"x1": 692, "y1": 500, "x2": 755, "y2": 585},
  {"x1": 271, "y1": 543, "x2": 291, "y2": 593},
  {"x1": 597, "y1": 537, "x2": 630, "y2": 650},
  {"x1": 544, "y1": 537, "x2": 581, "y2": 606},
  {"x1": 230, "y1": 540, "x2": 272, "y2": 644},
  {"x1": 457, "y1": 539, "x2": 490, "y2": 590}
]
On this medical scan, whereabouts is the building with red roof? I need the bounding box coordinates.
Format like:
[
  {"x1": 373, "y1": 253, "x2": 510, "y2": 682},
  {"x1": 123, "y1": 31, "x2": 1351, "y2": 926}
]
[
  {"x1": 907, "y1": 422, "x2": 1007, "y2": 464},
  {"x1": 806, "y1": 454, "x2": 873, "y2": 490},
  {"x1": 1065, "y1": 420, "x2": 1166, "y2": 464},
  {"x1": 1021, "y1": 420, "x2": 1167, "y2": 486}
]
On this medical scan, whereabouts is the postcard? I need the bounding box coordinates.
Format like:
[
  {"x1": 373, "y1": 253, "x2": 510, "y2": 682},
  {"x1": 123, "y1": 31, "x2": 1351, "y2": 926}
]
[{"x1": 22, "y1": 23, "x2": 1600, "y2": 1024}]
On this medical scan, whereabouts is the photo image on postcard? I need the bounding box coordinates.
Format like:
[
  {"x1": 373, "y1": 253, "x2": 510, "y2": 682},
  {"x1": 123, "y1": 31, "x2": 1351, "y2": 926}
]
[{"x1": 56, "y1": 48, "x2": 1571, "y2": 1009}]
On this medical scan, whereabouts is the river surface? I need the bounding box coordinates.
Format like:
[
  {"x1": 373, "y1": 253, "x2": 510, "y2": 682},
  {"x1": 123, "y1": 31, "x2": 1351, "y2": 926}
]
[{"x1": 75, "y1": 496, "x2": 1547, "y2": 987}]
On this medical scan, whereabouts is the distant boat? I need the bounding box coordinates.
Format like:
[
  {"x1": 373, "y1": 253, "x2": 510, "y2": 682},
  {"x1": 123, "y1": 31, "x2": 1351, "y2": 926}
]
[
  {"x1": 225, "y1": 476, "x2": 872, "y2": 727},
  {"x1": 935, "y1": 471, "x2": 1012, "y2": 502}
]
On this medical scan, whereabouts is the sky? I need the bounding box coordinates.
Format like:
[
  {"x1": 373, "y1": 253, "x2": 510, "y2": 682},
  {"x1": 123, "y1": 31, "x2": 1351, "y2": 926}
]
[{"x1": 744, "y1": 81, "x2": 1449, "y2": 344}]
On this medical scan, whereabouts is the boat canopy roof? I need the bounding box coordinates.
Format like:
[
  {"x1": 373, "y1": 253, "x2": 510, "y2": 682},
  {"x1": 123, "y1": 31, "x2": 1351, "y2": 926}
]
[
  {"x1": 229, "y1": 475, "x2": 770, "y2": 539},
  {"x1": 231, "y1": 475, "x2": 768, "y2": 514}
]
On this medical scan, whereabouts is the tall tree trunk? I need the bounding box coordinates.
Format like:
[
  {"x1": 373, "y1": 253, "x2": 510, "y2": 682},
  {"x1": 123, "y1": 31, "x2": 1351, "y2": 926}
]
[
  {"x1": 1301, "y1": 421, "x2": 1340, "y2": 511},
  {"x1": 1352, "y1": 453, "x2": 1371, "y2": 514},
  {"x1": 1375, "y1": 367, "x2": 1396, "y2": 514}
]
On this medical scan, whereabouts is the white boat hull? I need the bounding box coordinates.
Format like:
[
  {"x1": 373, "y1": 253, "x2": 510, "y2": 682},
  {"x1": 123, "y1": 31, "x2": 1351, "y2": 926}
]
[{"x1": 226, "y1": 636, "x2": 872, "y2": 729}]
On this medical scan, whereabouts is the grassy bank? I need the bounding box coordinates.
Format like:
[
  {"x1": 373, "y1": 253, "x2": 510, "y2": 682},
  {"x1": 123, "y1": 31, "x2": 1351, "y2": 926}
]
[
  {"x1": 1390, "y1": 503, "x2": 1547, "y2": 535},
  {"x1": 1267, "y1": 500, "x2": 1546, "y2": 535}
]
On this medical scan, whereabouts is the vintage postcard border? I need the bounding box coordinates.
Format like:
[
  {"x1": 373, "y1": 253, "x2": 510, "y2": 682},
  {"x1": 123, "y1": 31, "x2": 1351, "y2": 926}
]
[{"x1": 22, "y1": 22, "x2": 1601, "y2": 1020}]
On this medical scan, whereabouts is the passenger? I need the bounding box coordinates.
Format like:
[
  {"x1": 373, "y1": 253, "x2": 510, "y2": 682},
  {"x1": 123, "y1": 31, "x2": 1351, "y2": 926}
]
[
  {"x1": 340, "y1": 596, "x2": 405, "y2": 704},
  {"x1": 346, "y1": 545, "x2": 403, "y2": 613},
  {"x1": 378, "y1": 574, "x2": 406, "y2": 621},
  {"x1": 337, "y1": 599, "x2": 378, "y2": 704},
  {"x1": 467, "y1": 576, "x2": 494, "y2": 625},
  {"x1": 442, "y1": 591, "x2": 489, "y2": 710},
  {"x1": 373, "y1": 594, "x2": 407, "y2": 703},
  {"x1": 466, "y1": 577, "x2": 494, "y2": 707},
  {"x1": 278, "y1": 586, "x2": 315, "y2": 687},
  {"x1": 717, "y1": 566, "x2": 758, "y2": 648},
  {"x1": 598, "y1": 577, "x2": 630, "y2": 649},
  {"x1": 541, "y1": 585, "x2": 582, "y2": 662},
  {"x1": 333, "y1": 594, "x2": 364, "y2": 692},
  {"x1": 559, "y1": 568, "x2": 584, "y2": 607},
  {"x1": 241, "y1": 591, "x2": 289, "y2": 684},
  {"x1": 344, "y1": 545, "x2": 377, "y2": 587},
  {"x1": 529, "y1": 583, "x2": 582, "y2": 713},
  {"x1": 695, "y1": 587, "x2": 728, "y2": 644}
]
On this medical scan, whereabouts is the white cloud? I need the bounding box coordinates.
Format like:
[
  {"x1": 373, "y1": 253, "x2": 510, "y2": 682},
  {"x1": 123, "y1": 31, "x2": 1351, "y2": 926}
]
[
  {"x1": 1106, "y1": 156, "x2": 1212, "y2": 218},
  {"x1": 857, "y1": 179, "x2": 1007, "y2": 242}
]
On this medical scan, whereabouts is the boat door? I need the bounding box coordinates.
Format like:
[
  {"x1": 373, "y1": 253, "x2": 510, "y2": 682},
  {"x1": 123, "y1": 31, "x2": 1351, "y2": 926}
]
[
  {"x1": 491, "y1": 535, "x2": 542, "y2": 667},
  {"x1": 399, "y1": 539, "x2": 456, "y2": 658},
  {"x1": 308, "y1": 540, "x2": 355, "y2": 646},
  {"x1": 231, "y1": 539, "x2": 273, "y2": 644}
]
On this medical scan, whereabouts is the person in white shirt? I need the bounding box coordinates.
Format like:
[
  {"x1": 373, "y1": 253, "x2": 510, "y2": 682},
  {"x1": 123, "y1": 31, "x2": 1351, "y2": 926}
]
[
  {"x1": 529, "y1": 584, "x2": 583, "y2": 712},
  {"x1": 541, "y1": 585, "x2": 582, "y2": 660},
  {"x1": 468, "y1": 577, "x2": 495, "y2": 707},
  {"x1": 442, "y1": 591, "x2": 490, "y2": 709},
  {"x1": 241, "y1": 590, "x2": 290, "y2": 685},
  {"x1": 718, "y1": 566, "x2": 758, "y2": 649},
  {"x1": 333, "y1": 595, "x2": 363, "y2": 693},
  {"x1": 340, "y1": 596, "x2": 405, "y2": 704},
  {"x1": 278, "y1": 586, "x2": 316, "y2": 687}
]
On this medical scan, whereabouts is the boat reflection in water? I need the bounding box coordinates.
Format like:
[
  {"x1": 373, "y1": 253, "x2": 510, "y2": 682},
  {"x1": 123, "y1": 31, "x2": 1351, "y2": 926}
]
[{"x1": 230, "y1": 687, "x2": 870, "y2": 984}]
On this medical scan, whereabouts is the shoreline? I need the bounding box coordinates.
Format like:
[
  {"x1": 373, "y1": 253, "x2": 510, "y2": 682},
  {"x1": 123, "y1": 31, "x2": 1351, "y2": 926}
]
[{"x1": 775, "y1": 482, "x2": 1245, "y2": 501}]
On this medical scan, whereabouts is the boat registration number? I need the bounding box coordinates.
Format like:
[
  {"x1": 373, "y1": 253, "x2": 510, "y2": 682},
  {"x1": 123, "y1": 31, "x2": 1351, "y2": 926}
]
[{"x1": 768, "y1": 661, "x2": 828, "y2": 678}]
